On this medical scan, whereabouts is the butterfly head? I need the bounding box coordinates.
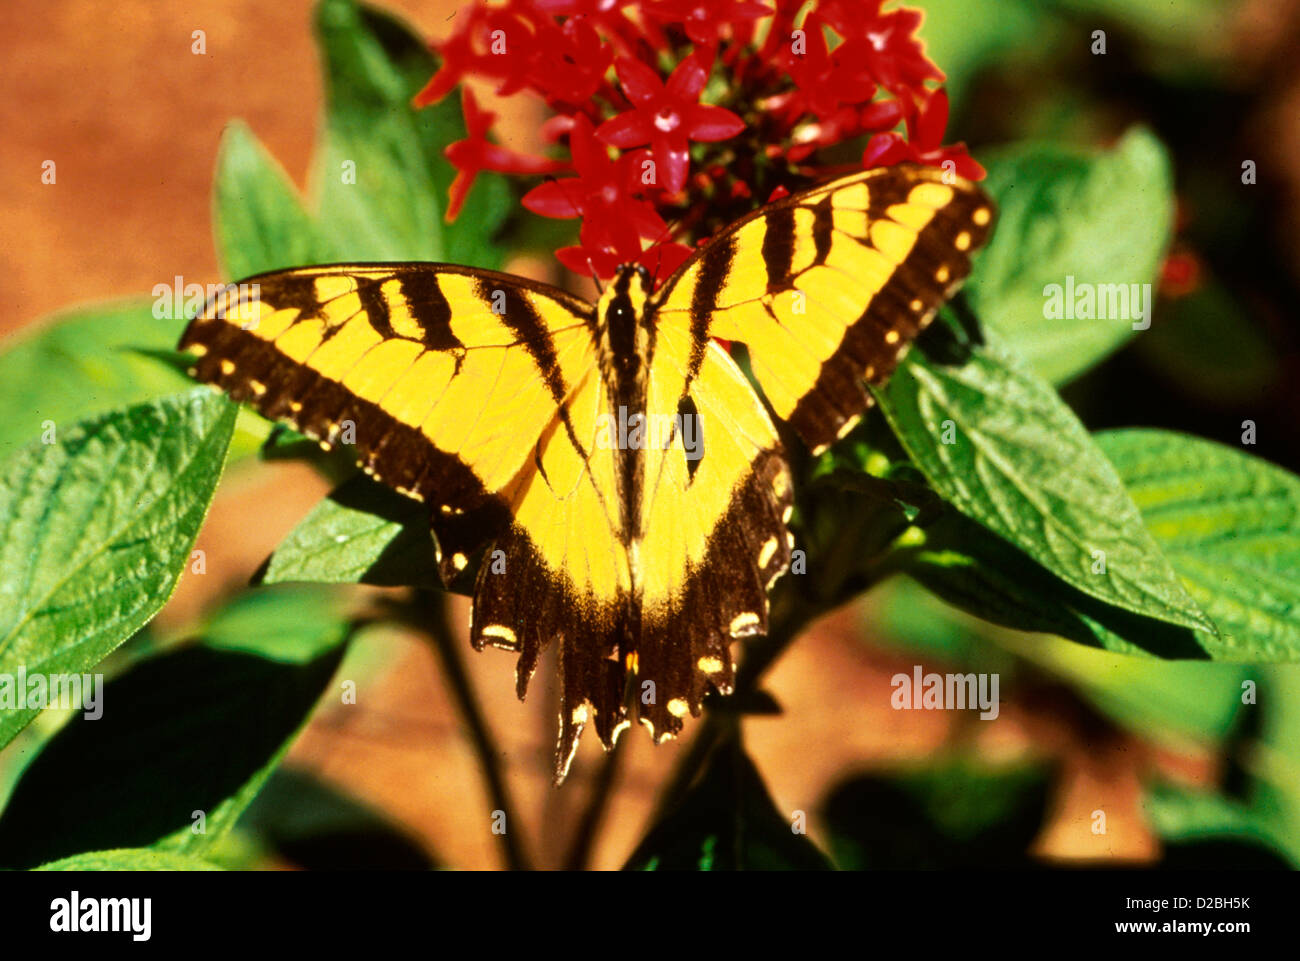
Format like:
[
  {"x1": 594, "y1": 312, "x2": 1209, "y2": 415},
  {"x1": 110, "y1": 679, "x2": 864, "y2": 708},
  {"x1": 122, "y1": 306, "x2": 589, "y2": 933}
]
[{"x1": 596, "y1": 264, "x2": 653, "y2": 377}]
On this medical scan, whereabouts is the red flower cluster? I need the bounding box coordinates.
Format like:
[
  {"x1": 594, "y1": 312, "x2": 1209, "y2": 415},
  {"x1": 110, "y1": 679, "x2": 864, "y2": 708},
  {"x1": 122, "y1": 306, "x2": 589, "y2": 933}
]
[{"x1": 416, "y1": 0, "x2": 983, "y2": 282}]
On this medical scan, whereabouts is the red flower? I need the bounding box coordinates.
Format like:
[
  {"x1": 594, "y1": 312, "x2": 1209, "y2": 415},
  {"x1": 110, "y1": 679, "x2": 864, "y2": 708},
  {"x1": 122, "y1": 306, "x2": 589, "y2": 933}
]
[
  {"x1": 643, "y1": 0, "x2": 772, "y2": 47},
  {"x1": 861, "y1": 88, "x2": 984, "y2": 180},
  {"x1": 773, "y1": 13, "x2": 877, "y2": 122},
  {"x1": 444, "y1": 89, "x2": 566, "y2": 222},
  {"x1": 414, "y1": 7, "x2": 540, "y2": 106},
  {"x1": 596, "y1": 51, "x2": 745, "y2": 194},
  {"x1": 817, "y1": 0, "x2": 944, "y2": 94},
  {"x1": 523, "y1": 115, "x2": 667, "y2": 240},
  {"x1": 417, "y1": 0, "x2": 982, "y2": 280},
  {"x1": 527, "y1": 117, "x2": 691, "y2": 280}
]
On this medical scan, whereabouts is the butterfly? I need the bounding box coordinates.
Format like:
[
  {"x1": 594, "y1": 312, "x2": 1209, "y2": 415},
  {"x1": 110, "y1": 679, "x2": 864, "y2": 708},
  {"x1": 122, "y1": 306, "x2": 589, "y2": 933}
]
[{"x1": 180, "y1": 163, "x2": 993, "y2": 781}]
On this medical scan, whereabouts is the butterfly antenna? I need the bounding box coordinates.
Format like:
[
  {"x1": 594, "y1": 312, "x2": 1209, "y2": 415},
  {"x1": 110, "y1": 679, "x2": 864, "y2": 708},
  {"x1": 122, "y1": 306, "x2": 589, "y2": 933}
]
[
  {"x1": 540, "y1": 171, "x2": 606, "y2": 296},
  {"x1": 648, "y1": 213, "x2": 686, "y2": 290}
]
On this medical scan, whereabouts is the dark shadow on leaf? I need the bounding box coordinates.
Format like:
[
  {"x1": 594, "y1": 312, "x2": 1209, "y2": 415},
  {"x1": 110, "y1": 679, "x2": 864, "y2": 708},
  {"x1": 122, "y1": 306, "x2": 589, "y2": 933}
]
[
  {"x1": 0, "y1": 645, "x2": 343, "y2": 870},
  {"x1": 625, "y1": 734, "x2": 832, "y2": 870},
  {"x1": 914, "y1": 301, "x2": 981, "y2": 367},
  {"x1": 902, "y1": 509, "x2": 1211, "y2": 659},
  {"x1": 127, "y1": 346, "x2": 193, "y2": 376},
  {"x1": 822, "y1": 759, "x2": 1054, "y2": 869},
  {"x1": 238, "y1": 767, "x2": 437, "y2": 870}
]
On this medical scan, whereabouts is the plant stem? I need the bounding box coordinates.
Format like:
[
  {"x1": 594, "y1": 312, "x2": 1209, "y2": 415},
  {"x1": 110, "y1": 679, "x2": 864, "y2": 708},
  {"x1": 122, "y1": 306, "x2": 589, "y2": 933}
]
[
  {"x1": 417, "y1": 589, "x2": 533, "y2": 871},
  {"x1": 561, "y1": 738, "x2": 625, "y2": 870}
]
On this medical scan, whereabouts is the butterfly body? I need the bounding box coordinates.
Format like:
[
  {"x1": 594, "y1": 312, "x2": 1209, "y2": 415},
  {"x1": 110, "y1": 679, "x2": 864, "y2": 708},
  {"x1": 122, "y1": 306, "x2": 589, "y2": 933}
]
[{"x1": 180, "y1": 164, "x2": 993, "y2": 780}]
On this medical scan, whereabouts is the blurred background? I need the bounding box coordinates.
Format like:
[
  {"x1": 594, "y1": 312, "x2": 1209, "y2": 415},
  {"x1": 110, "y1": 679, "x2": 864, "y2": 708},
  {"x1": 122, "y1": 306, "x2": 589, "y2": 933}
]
[{"x1": 2, "y1": 0, "x2": 1298, "y2": 869}]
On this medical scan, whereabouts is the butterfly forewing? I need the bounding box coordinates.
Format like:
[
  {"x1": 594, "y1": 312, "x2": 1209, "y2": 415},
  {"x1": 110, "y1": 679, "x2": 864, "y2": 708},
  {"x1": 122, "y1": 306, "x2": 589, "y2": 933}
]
[{"x1": 652, "y1": 163, "x2": 995, "y2": 452}]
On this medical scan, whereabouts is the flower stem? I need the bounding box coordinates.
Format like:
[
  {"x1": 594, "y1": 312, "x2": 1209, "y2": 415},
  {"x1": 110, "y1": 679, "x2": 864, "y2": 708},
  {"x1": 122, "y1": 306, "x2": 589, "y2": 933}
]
[{"x1": 417, "y1": 589, "x2": 534, "y2": 871}]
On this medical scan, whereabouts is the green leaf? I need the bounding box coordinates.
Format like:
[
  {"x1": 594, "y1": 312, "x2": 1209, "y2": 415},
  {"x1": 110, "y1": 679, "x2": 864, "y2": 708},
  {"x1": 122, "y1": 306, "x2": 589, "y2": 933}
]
[
  {"x1": 872, "y1": 577, "x2": 1248, "y2": 740},
  {"x1": 0, "y1": 390, "x2": 237, "y2": 750},
  {"x1": 35, "y1": 848, "x2": 222, "y2": 871},
  {"x1": 0, "y1": 300, "x2": 193, "y2": 462},
  {"x1": 1095, "y1": 429, "x2": 1300, "y2": 661},
  {"x1": 213, "y1": 120, "x2": 337, "y2": 281},
  {"x1": 968, "y1": 127, "x2": 1174, "y2": 384},
  {"x1": 876, "y1": 339, "x2": 1215, "y2": 636},
  {"x1": 196, "y1": 585, "x2": 355, "y2": 664},
  {"x1": 0, "y1": 644, "x2": 344, "y2": 869},
  {"x1": 822, "y1": 759, "x2": 1053, "y2": 869},
  {"x1": 259, "y1": 473, "x2": 440, "y2": 589},
  {"x1": 897, "y1": 508, "x2": 1216, "y2": 658},
  {"x1": 313, "y1": 0, "x2": 510, "y2": 265},
  {"x1": 1143, "y1": 772, "x2": 1296, "y2": 868},
  {"x1": 626, "y1": 737, "x2": 833, "y2": 870}
]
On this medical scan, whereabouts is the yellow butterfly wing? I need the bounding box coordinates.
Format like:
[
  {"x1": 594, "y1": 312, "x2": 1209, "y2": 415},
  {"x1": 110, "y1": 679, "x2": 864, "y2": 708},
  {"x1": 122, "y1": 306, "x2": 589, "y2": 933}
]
[{"x1": 652, "y1": 163, "x2": 995, "y2": 452}]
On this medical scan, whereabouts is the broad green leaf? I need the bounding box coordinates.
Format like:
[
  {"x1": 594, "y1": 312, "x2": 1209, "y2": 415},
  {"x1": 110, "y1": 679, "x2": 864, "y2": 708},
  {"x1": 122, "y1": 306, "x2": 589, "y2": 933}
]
[
  {"x1": 196, "y1": 585, "x2": 355, "y2": 663},
  {"x1": 314, "y1": 0, "x2": 510, "y2": 265},
  {"x1": 0, "y1": 300, "x2": 192, "y2": 462},
  {"x1": 259, "y1": 473, "x2": 441, "y2": 589},
  {"x1": 626, "y1": 738, "x2": 833, "y2": 870},
  {"x1": 871, "y1": 577, "x2": 1248, "y2": 740},
  {"x1": 822, "y1": 759, "x2": 1052, "y2": 869},
  {"x1": 876, "y1": 340, "x2": 1215, "y2": 636},
  {"x1": 0, "y1": 644, "x2": 344, "y2": 869},
  {"x1": 969, "y1": 127, "x2": 1173, "y2": 384},
  {"x1": 213, "y1": 120, "x2": 337, "y2": 281},
  {"x1": 36, "y1": 848, "x2": 222, "y2": 871},
  {"x1": 1095, "y1": 429, "x2": 1300, "y2": 661},
  {"x1": 1143, "y1": 782, "x2": 1279, "y2": 853},
  {"x1": 0, "y1": 390, "x2": 237, "y2": 750}
]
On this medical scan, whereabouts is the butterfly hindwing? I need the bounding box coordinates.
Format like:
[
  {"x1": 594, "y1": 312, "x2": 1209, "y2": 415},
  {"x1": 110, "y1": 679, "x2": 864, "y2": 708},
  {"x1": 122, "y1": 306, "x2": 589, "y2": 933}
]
[
  {"x1": 652, "y1": 164, "x2": 995, "y2": 451},
  {"x1": 633, "y1": 325, "x2": 792, "y2": 741}
]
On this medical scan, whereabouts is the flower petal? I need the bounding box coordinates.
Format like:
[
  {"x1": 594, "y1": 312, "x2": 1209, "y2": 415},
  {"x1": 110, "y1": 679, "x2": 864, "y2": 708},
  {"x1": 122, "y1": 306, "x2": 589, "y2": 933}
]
[
  {"x1": 522, "y1": 180, "x2": 585, "y2": 218},
  {"x1": 666, "y1": 50, "x2": 710, "y2": 101},
  {"x1": 597, "y1": 110, "x2": 652, "y2": 149},
  {"x1": 685, "y1": 104, "x2": 745, "y2": 141},
  {"x1": 614, "y1": 56, "x2": 663, "y2": 106}
]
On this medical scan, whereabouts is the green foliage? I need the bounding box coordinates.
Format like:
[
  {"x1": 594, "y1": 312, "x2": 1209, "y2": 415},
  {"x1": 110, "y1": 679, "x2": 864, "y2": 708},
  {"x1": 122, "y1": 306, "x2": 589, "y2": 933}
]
[
  {"x1": 823, "y1": 759, "x2": 1053, "y2": 869},
  {"x1": 1096, "y1": 430, "x2": 1300, "y2": 660},
  {"x1": 314, "y1": 0, "x2": 510, "y2": 265},
  {"x1": 197, "y1": 585, "x2": 356, "y2": 663},
  {"x1": 0, "y1": 301, "x2": 193, "y2": 462},
  {"x1": 0, "y1": 643, "x2": 345, "y2": 869},
  {"x1": 236, "y1": 767, "x2": 438, "y2": 870},
  {"x1": 877, "y1": 339, "x2": 1214, "y2": 636},
  {"x1": 36, "y1": 848, "x2": 223, "y2": 871},
  {"x1": 625, "y1": 736, "x2": 833, "y2": 870},
  {"x1": 259, "y1": 474, "x2": 442, "y2": 588},
  {"x1": 214, "y1": 122, "x2": 339, "y2": 280},
  {"x1": 968, "y1": 128, "x2": 1173, "y2": 385},
  {"x1": 0, "y1": 391, "x2": 236, "y2": 751}
]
